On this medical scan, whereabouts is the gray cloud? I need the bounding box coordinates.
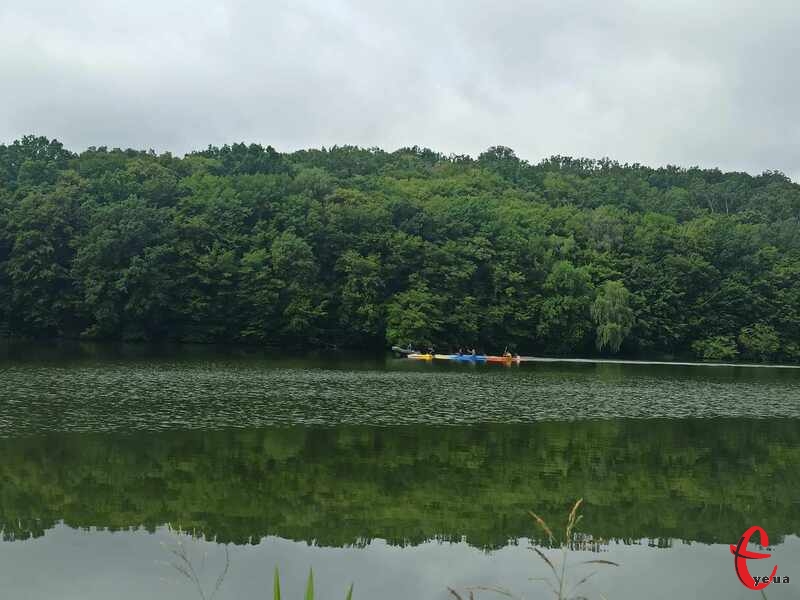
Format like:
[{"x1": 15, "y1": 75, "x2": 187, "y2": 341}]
[{"x1": 1, "y1": 0, "x2": 799, "y2": 179}]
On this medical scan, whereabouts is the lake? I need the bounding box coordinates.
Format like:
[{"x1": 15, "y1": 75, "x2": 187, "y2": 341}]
[{"x1": 0, "y1": 341, "x2": 798, "y2": 599}]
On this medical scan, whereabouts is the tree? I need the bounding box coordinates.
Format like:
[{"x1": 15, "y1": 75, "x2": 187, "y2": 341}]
[
  {"x1": 72, "y1": 197, "x2": 178, "y2": 339},
  {"x1": 691, "y1": 336, "x2": 739, "y2": 360},
  {"x1": 478, "y1": 146, "x2": 522, "y2": 182},
  {"x1": 269, "y1": 231, "x2": 327, "y2": 341},
  {"x1": 5, "y1": 173, "x2": 86, "y2": 335},
  {"x1": 738, "y1": 324, "x2": 780, "y2": 361},
  {"x1": 385, "y1": 277, "x2": 444, "y2": 348},
  {"x1": 537, "y1": 261, "x2": 594, "y2": 354},
  {"x1": 591, "y1": 281, "x2": 634, "y2": 353},
  {"x1": 335, "y1": 250, "x2": 384, "y2": 343},
  {"x1": 0, "y1": 135, "x2": 73, "y2": 189}
]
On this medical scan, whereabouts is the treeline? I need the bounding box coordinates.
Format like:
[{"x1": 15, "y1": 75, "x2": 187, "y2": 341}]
[
  {"x1": 1, "y1": 421, "x2": 798, "y2": 547},
  {"x1": 1, "y1": 135, "x2": 799, "y2": 359}
]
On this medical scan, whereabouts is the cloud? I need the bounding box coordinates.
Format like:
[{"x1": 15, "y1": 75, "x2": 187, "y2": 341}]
[{"x1": 1, "y1": 0, "x2": 798, "y2": 179}]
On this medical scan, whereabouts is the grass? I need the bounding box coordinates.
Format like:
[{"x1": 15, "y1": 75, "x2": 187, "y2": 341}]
[
  {"x1": 449, "y1": 498, "x2": 618, "y2": 600},
  {"x1": 164, "y1": 531, "x2": 354, "y2": 600},
  {"x1": 273, "y1": 567, "x2": 354, "y2": 600},
  {"x1": 163, "y1": 535, "x2": 230, "y2": 600},
  {"x1": 163, "y1": 500, "x2": 629, "y2": 599}
]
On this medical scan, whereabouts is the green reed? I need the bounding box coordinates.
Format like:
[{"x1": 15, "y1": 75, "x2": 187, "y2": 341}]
[
  {"x1": 273, "y1": 567, "x2": 354, "y2": 600},
  {"x1": 449, "y1": 498, "x2": 618, "y2": 600}
]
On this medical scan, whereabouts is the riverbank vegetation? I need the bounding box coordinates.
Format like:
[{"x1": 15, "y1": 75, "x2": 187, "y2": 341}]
[{"x1": 1, "y1": 136, "x2": 799, "y2": 359}]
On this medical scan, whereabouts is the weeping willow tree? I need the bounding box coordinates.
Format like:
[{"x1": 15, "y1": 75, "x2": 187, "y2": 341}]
[{"x1": 591, "y1": 281, "x2": 634, "y2": 353}]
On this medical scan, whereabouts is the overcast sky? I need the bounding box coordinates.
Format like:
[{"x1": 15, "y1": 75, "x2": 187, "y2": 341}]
[{"x1": 1, "y1": 0, "x2": 798, "y2": 179}]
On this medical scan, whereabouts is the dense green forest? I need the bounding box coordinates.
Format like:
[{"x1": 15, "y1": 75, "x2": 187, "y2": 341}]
[
  {"x1": 1, "y1": 135, "x2": 799, "y2": 360},
  {"x1": 0, "y1": 421, "x2": 797, "y2": 547}
]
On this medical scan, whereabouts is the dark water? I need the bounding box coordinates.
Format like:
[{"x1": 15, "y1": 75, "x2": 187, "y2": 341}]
[{"x1": 0, "y1": 342, "x2": 798, "y2": 599}]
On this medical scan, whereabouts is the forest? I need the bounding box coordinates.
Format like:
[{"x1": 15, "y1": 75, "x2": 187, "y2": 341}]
[{"x1": 1, "y1": 135, "x2": 799, "y2": 360}]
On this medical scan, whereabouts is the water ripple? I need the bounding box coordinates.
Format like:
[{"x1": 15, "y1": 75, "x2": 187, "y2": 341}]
[{"x1": 1, "y1": 359, "x2": 799, "y2": 435}]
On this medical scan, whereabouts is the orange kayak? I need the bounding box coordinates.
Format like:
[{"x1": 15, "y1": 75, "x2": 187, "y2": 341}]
[{"x1": 486, "y1": 355, "x2": 521, "y2": 364}]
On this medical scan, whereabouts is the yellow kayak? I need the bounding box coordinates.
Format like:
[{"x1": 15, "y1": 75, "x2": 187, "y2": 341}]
[{"x1": 408, "y1": 353, "x2": 434, "y2": 360}]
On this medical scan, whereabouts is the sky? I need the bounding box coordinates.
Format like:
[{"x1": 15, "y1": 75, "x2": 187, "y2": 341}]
[{"x1": 1, "y1": 0, "x2": 799, "y2": 179}]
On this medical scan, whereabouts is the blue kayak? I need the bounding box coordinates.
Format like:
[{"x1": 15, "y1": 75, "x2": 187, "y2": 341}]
[{"x1": 434, "y1": 354, "x2": 487, "y2": 362}]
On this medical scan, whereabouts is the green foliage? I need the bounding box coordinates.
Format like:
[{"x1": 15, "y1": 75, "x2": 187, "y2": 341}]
[
  {"x1": 591, "y1": 280, "x2": 634, "y2": 353},
  {"x1": 72, "y1": 197, "x2": 178, "y2": 339},
  {"x1": 738, "y1": 324, "x2": 781, "y2": 361},
  {"x1": 336, "y1": 250, "x2": 385, "y2": 340},
  {"x1": 1, "y1": 136, "x2": 799, "y2": 358},
  {"x1": 385, "y1": 277, "x2": 444, "y2": 347},
  {"x1": 0, "y1": 135, "x2": 73, "y2": 189},
  {"x1": 4, "y1": 173, "x2": 86, "y2": 335},
  {"x1": 691, "y1": 335, "x2": 739, "y2": 360},
  {"x1": 537, "y1": 261, "x2": 593, "y2": 354}
]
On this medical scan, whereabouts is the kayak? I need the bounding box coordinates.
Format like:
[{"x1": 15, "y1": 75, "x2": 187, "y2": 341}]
[
  {"x1": 434, "y1": 354, "x2": 487, "y2": 362},
  {"x1": 486, "y1": 355, "x2": 521, "y2": 364},
  {"x1": 411, "y1": 353, "x2": 521, "y2": 364}
]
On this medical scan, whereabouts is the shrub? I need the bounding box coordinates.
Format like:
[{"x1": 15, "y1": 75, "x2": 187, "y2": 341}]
[{"x1": 691, "y1": 335, "x2": 739, "y2": 360}]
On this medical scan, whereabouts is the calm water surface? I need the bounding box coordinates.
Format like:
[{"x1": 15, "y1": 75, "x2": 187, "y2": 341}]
[{"x1": 0, "y1": 342, "x2": 798, "y2": 599}]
